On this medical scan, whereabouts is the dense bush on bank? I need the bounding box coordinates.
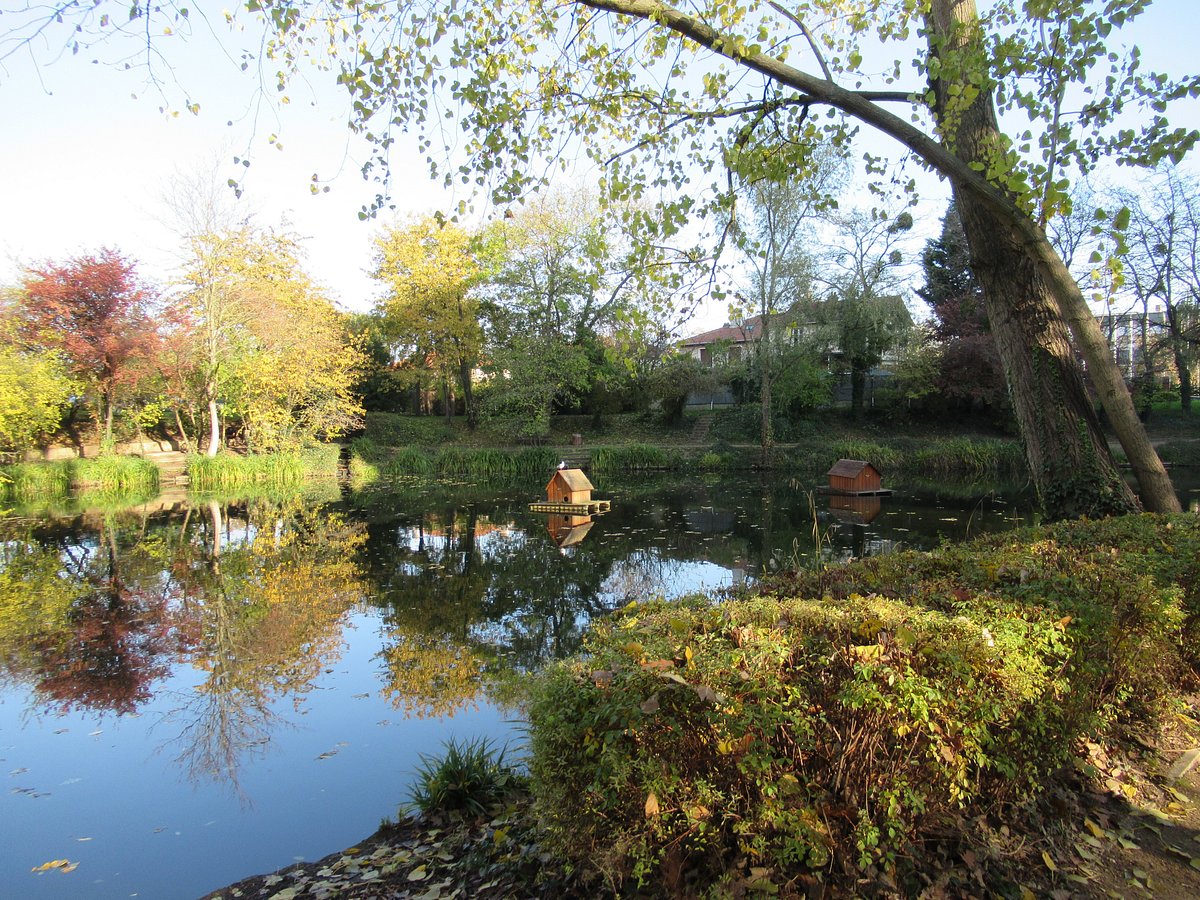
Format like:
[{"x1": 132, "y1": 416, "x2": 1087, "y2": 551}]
[
  {"x1": 527, "y1": 514, "x2": 1198, "y2": 896},
  {"x1": 0, "y1": 455, "x2": 159, "y2": 502}
]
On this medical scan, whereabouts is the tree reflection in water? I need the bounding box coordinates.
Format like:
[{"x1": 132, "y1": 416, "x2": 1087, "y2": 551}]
[
  {"x1": 0, "y1": 494, "x2": 369, "y2": 798},
  {"x1": 1, "y1": 472, "x2": 1039, "y2": 798},
  {"x1": 0, "y1": 513, "x2": 183, "y2": 716},
  {"x1": 160, "y1": 496, "x2": 368, "y2": 798}
]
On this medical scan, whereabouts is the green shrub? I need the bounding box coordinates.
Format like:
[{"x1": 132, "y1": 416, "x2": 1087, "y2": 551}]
[
  {"x1": 408, "y1": 737, "x2": 524, "y2": 818},
  {"x1": 366, "y1": 412, "x2": 456, "y2": 446},
  {"x1": 527, "y1": 514, "x2": 1197, "y2": 894}
]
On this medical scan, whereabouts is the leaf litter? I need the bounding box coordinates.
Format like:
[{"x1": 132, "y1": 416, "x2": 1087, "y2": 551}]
[{"x1": 200, "y1": 790, "x2": 578, "y2": 900}]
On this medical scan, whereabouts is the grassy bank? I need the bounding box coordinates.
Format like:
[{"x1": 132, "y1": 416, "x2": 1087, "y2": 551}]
[
  {"x1": 349, "y1": 438, "x2": 562, "y2": 485},
  {"x1": 0, "y1": 455, "x2": 159, "y2": 504},
  {"x1": 526, "y1": 513, "x2": 1199, "y2": 895},
  {"x1": 186, "y1": 445, "x2": 341, "y2": 491},
  {"x1": 352, "y1": 426, "x2": 1029, "y2": 482}
]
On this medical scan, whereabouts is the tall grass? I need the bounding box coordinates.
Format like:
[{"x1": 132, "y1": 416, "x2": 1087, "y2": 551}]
[
  {"x1": 1, "y1": 461, "x2": 72, "y2": 501},
  {"x1": 384, "y1": 446, "x2": 437, "y2": 476},
  {"x1": 187, "y1": 448, "x2": 338, "y2": 490},
  {"x1": 298, "y1": 443, "x2": 342, "y2": 476},
  {"x1": 791, "y1": 437, "x2": 1026, "y2": 480},
  {"x1": 73, "y1": 455, "x2": 160, "y2": 492},
  {"x1": 825, "y1": 440, "x2": 905, "y2": 471},
  {"x1": 909, "y1": 437, "x2": 1026, "y2": 477},
  {"x1": 354, "y1": 445, "x2": 562, "y2": 481},
  {"x1": 0, "y1": 456, "x2": 160, "y2": 502},
  {"x1": 434, "y1": 446, "x2": 560, "y2": 479},
  {"x1": 591, "y1": 444, "x2": 672, "y2": 472},
  {"x1": 1155, "y1": 440, "x2": 1200, "y2": 468}
]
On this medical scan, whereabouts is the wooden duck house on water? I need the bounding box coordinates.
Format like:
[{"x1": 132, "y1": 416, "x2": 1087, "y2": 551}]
[
  {"x1": 529, "y1": 468, "x2": 612, "y2": 515},
  {"x1": 823, "y1": 459, "x2": 893, "y2": 497}
]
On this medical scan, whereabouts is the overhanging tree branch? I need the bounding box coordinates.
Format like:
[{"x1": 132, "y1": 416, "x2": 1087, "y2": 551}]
[{"x1": 577, "y1": 0, "x2": 1181, "y2": 514}]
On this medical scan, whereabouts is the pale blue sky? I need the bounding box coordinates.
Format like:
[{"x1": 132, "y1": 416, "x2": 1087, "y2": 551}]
[{"x1": 1, "y1": 1, "x2": 1197, "y2": 329}]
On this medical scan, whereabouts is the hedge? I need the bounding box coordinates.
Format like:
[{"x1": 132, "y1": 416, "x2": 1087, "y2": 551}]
[{"x1": 527, "y1": 514, "x2": 1197, "y2": 896}]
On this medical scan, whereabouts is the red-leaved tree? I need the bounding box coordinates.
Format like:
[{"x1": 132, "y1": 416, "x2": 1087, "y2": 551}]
[{"x1": 19, "y1": 249, "x2": 159, "y2": 445}]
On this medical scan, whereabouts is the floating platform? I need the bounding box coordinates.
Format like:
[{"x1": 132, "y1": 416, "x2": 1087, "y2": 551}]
[
  {"x1": 529, "y1": 500, "x2": 611, "y2": 514},
  {"x1": 816, "y1": 486, "x2": 894, "y2": 497}
]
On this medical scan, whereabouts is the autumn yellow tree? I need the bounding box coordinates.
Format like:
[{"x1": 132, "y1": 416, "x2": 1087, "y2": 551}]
[
  {"x1": 0, "y1": 310, "x2": 75, "y2": 452},
  {"x1": 173, "y1": 227, "x2": 366, "y2": 452},
  {"x1": 371, "y1": 218, "x2": 485, "y2": 426}
]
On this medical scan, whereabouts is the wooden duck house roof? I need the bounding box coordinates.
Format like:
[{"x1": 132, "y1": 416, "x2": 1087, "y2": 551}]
[
  {"x1": 826, "y1": 459, "x2": 878, "y2": 478},
  {"x1": 546, "y1": 468, "x2": 594, "y2": 493}
]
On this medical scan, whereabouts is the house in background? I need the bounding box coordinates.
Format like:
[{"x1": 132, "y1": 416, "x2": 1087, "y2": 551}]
[
  {"x1": 1097, "y1": 309, "x2": 1169, "y2": 381},
  {"x1": 677, "y1": 298, "x2": 911, "y2": 409},
  {"x1": 679, "y1": 308, "x2": 825, "y2": 366},
  {"x1": 1095, "y1": 307, "x2": 1200, "y2": 394},
  {"x1": 678, "y1": 318, "x2": 765, "y2": 366}
]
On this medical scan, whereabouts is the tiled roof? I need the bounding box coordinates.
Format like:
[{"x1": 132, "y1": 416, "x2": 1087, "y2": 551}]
[{"x1": 679, "y1": 316, "x2": 762, "y2": 346}]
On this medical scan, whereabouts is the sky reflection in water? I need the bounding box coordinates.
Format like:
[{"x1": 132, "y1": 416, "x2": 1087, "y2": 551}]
[{"x1": 4, "y1": 468, "x2": 1184, "y2": 898}]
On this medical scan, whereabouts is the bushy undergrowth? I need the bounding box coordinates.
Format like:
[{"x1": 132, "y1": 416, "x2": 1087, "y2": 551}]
[
  {"x1": 527, "y1": 514, "x2": 1197, "y2": 896},
  {"x1": 187, "y1": 447, "x2": 339, "y2": 490},
  {"x1": 365, "y1": 411, "x2": 458, "y2": 445},
  {"x1": 0, "y1": 456, "x2": 159, "y2": 501}
]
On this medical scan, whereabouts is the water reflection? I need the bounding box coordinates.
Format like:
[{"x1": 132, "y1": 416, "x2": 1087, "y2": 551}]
[
  {"x1": 15, "y1": 469, "x2": 1189, "y2": 899},
  {"x1": 545, "y1": 513, "x2": 595, "y2": 548},
  {"x1": 1, "y1": 473, "x2": 1043, "y2": 752},
  {"x1": 1, "y1": 495, "x2": 370, "y2": 799}
]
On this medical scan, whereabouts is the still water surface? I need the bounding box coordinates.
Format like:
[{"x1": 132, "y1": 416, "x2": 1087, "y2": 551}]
[{"x1": 1, "y1": 470, "x2": 1194, "y2": 898}]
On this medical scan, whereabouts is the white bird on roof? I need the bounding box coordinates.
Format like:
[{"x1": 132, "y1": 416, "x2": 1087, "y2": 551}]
[{"x1": 557, "y1": 460, "x2": 567, "y2": 469}]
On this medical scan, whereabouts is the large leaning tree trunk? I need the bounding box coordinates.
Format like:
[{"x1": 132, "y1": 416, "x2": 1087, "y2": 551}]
[
  {"x1": 578, "y1": 0, "x2": 1180, "y2": 517},
  {"x1": 926, "y1": 0, "x2": 1139, "y2": 518}
]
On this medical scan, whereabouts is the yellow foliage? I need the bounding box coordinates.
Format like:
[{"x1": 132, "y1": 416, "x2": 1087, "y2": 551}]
[
  {"x1": 380, "y1": 630, "x2": 485, "y2": 719},
  {"x1": 371, "y1": 217, "x2": 484, "y2": 377}
]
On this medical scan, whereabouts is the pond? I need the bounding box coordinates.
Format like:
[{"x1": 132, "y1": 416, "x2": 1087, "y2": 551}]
[{"x1": 2, "y1": 469, "x2": 1196, "y2": 898}]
